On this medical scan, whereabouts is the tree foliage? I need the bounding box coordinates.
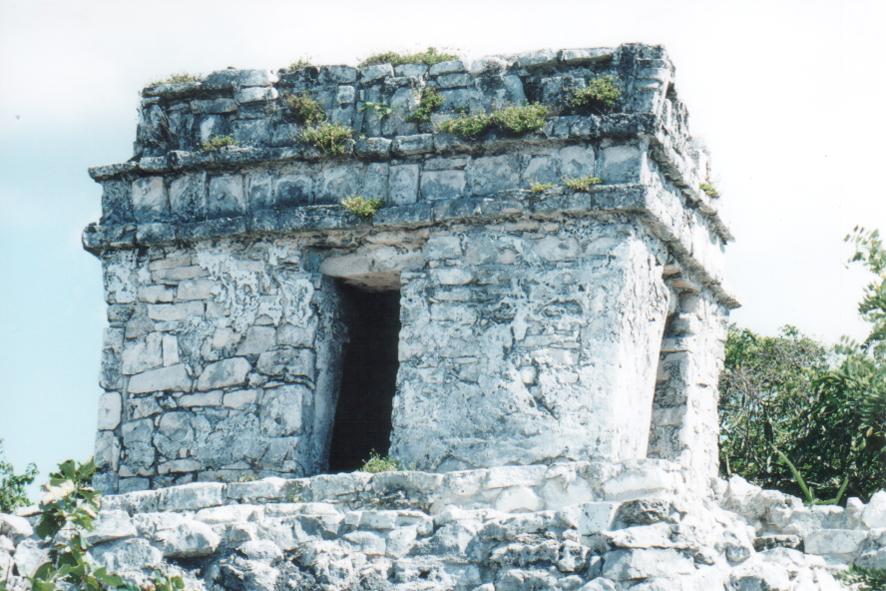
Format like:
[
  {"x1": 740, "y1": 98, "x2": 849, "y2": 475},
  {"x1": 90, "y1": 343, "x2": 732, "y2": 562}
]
[
  {"x1": 0, "y1": 439, "x2": 37, "y2": 513},
  {"x1": 720, "y1": 227, "x2": 886, "y2": 502}
]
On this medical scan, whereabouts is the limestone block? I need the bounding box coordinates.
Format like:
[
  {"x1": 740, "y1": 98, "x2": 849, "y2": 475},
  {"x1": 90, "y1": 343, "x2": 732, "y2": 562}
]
[
  {"x1": 803, "y1": 529, "x2": 868, "y2": 559},
  {"x1": 557, "y1": 145, "x2": 596, "y2": 178},
  {"x1": 168, "y1": 173, "x2": 206, "y2": 220},
  {"x1": 128, "y1": 364, "x2": 191, "y2": 394},
  {"x1": 131, "y1": 176, "x2": 167, "y2": 221},
  {"x1": 90, "y1": 538, "x2": 164, "y2": 573},
  {"x1": 156, "y1": 520, "x2": 220, "y2": 557},
  {"x1": 96, "y1": 391, "x2": 122, "y2": 430},
  {"x1": 388, "y1": 164, "x2": 419, "y2": 205},
  {"x1": 235, "y1": 86, "x2": 278, "y2": 104},
  {"x1": 13, "y1": 539, "x2": 49, "y2": 578},
  {"x1": 601, "y1": 548, "x2": 695, "y2": 580},
  {"x1": 598, "y1": 143, "x2": 646, "y2": 184},
  {"x1": 465, "y1": 155, "x2": 520, "y2": 195},
  {"x1": 260, "y1": 385, "x2": 307, "y2": 436},
  {"x1": 196, "y1": 357, "x2": 251, "y2": 391},
  {"x1": 224, "y1": 389, "x2": 259, "y2": 409},
  {"x1": 862, "y1": 491, "x2": 886, "y2": 528},
  {"x1": 121, "y1": 333, "x2": 163, "y2": 375},
  {"x1": 207, "y1": 175, "x2": 245, "y2": 218},
  {"x1": 392, "y1": 134, "x2": 434, "y2": 156},
  {"x1": 0, "y1": 515, "x2": 33, "y2": 539},
  {"x1": 85, "y1": 510, "x2": 137, "y2": 545},
  {"x1": 359, "y1": 64, "x2": 393, "y2": 82},
  {"x1": 420, "y1": 170, "x2": 466, "y2": 201}
]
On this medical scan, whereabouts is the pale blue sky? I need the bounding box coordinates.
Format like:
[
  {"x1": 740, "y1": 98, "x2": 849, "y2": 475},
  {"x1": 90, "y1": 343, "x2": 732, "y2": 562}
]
[{"x1": 1, "y1": 0, "x2": 884, "y2": 490}]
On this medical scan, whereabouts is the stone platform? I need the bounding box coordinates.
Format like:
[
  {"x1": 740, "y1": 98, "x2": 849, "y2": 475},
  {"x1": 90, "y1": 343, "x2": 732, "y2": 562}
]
[{"x1": 2, "y1": 464, "x2": 884, "y2": 590}]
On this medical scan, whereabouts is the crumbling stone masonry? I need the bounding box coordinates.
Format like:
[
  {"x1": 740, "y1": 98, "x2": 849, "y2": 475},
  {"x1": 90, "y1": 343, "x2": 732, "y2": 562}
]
[{"x1": 83, "y1": 44, "x2": 737, "y2": 495}]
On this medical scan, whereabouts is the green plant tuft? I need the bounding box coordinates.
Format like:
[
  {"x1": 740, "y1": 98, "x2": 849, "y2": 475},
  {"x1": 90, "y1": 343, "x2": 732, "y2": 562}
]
[
  {"x1": 436, "y1": 112, "x2": 492, "y2": 137},
  {"x1": 529, "y1": 182, "x2": 556, "y2": 194},
  {"x1": 359, "y1": 451, "x2": 401, "y2": 473},
  {"x1": 286, "y1": 58, "x2": 313, "y2": 72},
  {"x1": 341, "y1": 195, "x2": 384, "y2": 219},
  {"x1": 407, "y1": 87, "x2": 444, "y2": 123},
  {"x1": 302, "y1": 122, "x2": 354, "y2": 156},
  {"x1": 360, "y1": 101, "x2": 393, "y2": 118},
  {"x1": 569, "y1": 75, "x2": 622, "y2": 111},
  {"x1": 563, "y1": 176, "x2": 604, "y2": 191},
  {"x1": 700, "y1": 182, "x2": 720, "y2": 198},
  {"x1": 489, "y1": 103, "x2": 549, "y2": 134},
  {"x1": 437, "y1": 103, "x2": 550, "y2": 137},
  {"x1": 360, "y1": 47, "x2": 458, "y2": 67},
  {"x1": 148, "y1": 72, "x2": 202, "y2": 87},
  {"x1": 285, "y1": 93, "x2": 327, "y2": 125},
  {"x1": 201, "y1": 135, "x2": 237, "y2": 151}
]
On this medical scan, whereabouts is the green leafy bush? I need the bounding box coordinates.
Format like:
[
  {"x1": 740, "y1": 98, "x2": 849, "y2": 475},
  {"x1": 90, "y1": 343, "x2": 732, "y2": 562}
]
[
  {"x1": 407, "y1": 87, "x2": 444, "y2": 123},
  {"x1": 569, "y1": 75, "x2": 621, "y2": 111},
  {"x1": 720, "y1": 227, "x2": 886, "y2": 502},
  {"x1": 341, "y1": 196, "x2": 383, "y2": 219},
  {"x1": 201, "y1": 135, "x2": 237, "y2": 151},
  {"x1": 360, "y1": 47, "x2": 457, "y2": 67},
  {"x1": 0, "y1": 439, "x2": 37, "y2": 513},
  {"x1": 563, "y1": 176, "x2": 603, "y2": 191},
  {"x1": 4, "y1": 457, "x2": 187, "y2": 591},
  {"x1": 529, "y1": 182, "x2": 556, "y2": 194},
  {"x1": 837, "y1": 565, "x2": 886, "y2": 591},
  {"x1": 700, "y1": 182, "x2": 720, "y2": 198},
  {"x1": 302, "y1": 122, "x2": 353, "y2": 156},
  {"x1": 359, "y1": 451, "x2": 401, "y2": 473},
  {"x1": 285, "y1": 93, "x2": 327, "y2": 125},
  {"x1": 489, "y1": 103, "x2": 549, "y2": 134}
]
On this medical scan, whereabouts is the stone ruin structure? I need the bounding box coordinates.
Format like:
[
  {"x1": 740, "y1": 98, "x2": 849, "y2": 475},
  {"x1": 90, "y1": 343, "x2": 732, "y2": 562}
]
[
  {"x1": 1, "y1": 45, "x2": 883, "y2": 591},
  {"x1": 83, "y1": 43, "x2": 735, "y2": 496}
]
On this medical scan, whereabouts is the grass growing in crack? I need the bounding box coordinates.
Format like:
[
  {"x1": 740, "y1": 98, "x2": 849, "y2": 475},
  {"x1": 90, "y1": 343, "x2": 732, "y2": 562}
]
[
  {"x1": 359, "y1": 47, "x2": 457, "y2": 67},
  {"x1": 302, "y1": 122, "x2": 353, "y2": 156},
  {"x1": 147, "y1": 72, "x2": 202, "y2": 87},
  {"x1": 341, "y1": 195, "x2": 384, "y2": 219},
  {"x1": 360, "y1": 101, "x2": 393, "y2": 118},
  {"x1": 437, "y1": 103, "x2": 549, "y2": 137},
  {"x1": 359, "y1": 451, "x2": 401, "y2": 473},
  {"x1": 529, "y1": 182, "x2": 556, "y2": 194},
  {"x1": 490, "y1": 103, "x2": 548, "y2": 134},
  {"x1": 407, "y1": 87, "x2": 444, "y2": 123},
  {"x1": 286, "y1": 58, "x2": 313, "y2": 72},
  {"x1": 563, "y1": 176, "x2": 603, "y2": 191},
  {"x1": 201, "y1": 135, "x2": 237, "y2": 151},
  {"x1": 285, "y1": 93, "x2": 327, "y2": 125},
  {"x1": 700, "y1": 182, "x2": 720, "y2": 198},
  {"x1": 569, "y1": 75, "x2": 621, "y2": 111}
]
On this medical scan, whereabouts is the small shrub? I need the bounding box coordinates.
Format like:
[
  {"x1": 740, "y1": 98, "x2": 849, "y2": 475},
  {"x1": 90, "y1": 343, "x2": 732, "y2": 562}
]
[
  {"x1": 407, "y1": 87, "x2": 444, "y2": 123},
  {"x1": 360, "y1": 101, "x2": 393, "y2": 118},
  {"x1": 563, "y1": 176, "x2": 603, "y2": 191},
  {"x1": 0, "y1": 439, "x2": 37, "y2": 513},
  {"x1": 700, "y1": 182, "x2": 720, "y2": 198},
  {"x1": 285, "y1": 93, "x2": 327, "y2": 125},
  {"x1": 341, "y1": 195, "x2": 384, "y2": 219},
  {"x1": 360, "y1": 47, "x2": 457, "y2": 67},
  {"x1": 302, "y1": 122, "x2": 353, "y2": 156},
  {"x1": 148, "y1": 72, "x2": 201, "y2": 87},
  {"x1": 837, "y1": 565, "x2": 886, "y2": 591},
  {"x1": 569, "y1": 75, "x2": 622, "y2": 111},
  {"x1": 359, "y1": 451, "x2": 401, "y2": 473},
  {"x1": 529, "y1": 182, "x2": 556, "y2": 194},
  {"x1": 490, "y1": 103, "x2": 549, "y2": 134},
  {"x1": 436, "y1": 113, "x2": 492, "y2": 137},
  {"x1": 286, "y1": 58, "x2": 312, "y2": 72},
  {"x1": 201, "y1": 135, "x2": 237, "y2": 151},
  {"x1": 19, "y1": 457, "x2": 187, "y2": 591}
]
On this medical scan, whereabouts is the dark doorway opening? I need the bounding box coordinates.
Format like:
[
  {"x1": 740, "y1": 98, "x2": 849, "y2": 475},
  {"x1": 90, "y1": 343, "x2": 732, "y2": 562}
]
[{"x1": 327, "y1": 284, "x2": 400, "y2": 473}]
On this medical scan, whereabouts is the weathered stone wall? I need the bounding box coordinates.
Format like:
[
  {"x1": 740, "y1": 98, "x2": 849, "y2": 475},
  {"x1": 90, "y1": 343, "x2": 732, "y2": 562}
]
[
  {"x1": 84, "y1": 43, "x2": 737, "y2": 493},
  {"x1": 3, "y1": 469, "x2": 883, "y2": 590}
]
